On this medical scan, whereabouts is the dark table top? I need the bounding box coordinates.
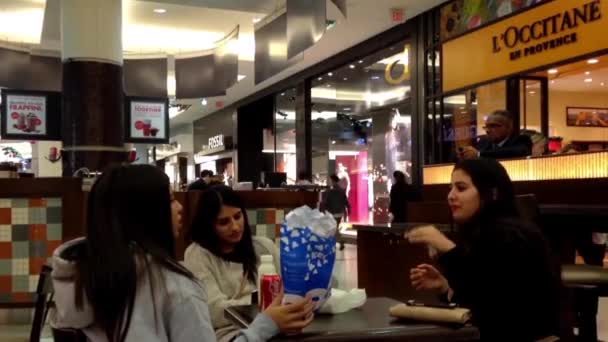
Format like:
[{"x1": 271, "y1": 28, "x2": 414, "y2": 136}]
[
  {"x1": 538, "y1": 204, "x2": 608, "y2": 217},
  {"x1": 225, "y1": 297, "x2": 479, "y2": 341}
]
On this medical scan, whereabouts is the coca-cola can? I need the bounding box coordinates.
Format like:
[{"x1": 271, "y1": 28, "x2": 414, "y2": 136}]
[{"x1": 260, "y1": 275, "x2": 282, "y2": 310}]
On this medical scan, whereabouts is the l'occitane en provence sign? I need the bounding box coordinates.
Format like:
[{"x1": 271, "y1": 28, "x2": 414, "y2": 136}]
[{"x1": 443, "y1": 0, "x2": 607, "y2": 93}]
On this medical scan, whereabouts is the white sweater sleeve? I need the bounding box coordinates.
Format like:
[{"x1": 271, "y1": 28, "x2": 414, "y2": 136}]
[{"x1": 184, "y1": 244, "x2": 251, "y2": 329}]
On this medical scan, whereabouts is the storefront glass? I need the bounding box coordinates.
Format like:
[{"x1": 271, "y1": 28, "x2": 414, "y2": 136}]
[
  {"x1": 192, "y1": 108, "x2": 235, "y2": 185},
  {"x1": 311, "y1": 39, "x2": 414, "y2": 224}
]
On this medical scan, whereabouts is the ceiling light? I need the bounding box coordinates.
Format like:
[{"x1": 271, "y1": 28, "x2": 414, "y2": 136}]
[
  {"x1": 584, "y1": 78, "x2": 593, "y2": 83},
  {"x1": 281, "y1": 93, "x2": 285, "y2": 96},
  {"x1": 153, "y1": 8, "x2": 167, "y2": 14},
  {"x1": 529, "y1": 91, "x2": 536, "y2": 94},
  {"x1": 201, "y1": 98, "x2": 207, "y2": 106},
  {"x1": 548, "y1": 69, "x2": 558, "y2": 74},
  {"x1": 551, "y1": 80, "x2": 555, "y2": 84},
  {"x1": 318, "y1": 77, "x2": 323, "y2": 81},
  {"x1": 343, "y1": 107, "x2": 352, "y2": 111},
  {"x1": 343, "y1": 77, "x2": 348, "y2": 81},
  {"x1": 371, "y1": 76, "x2": 380, "y2": 80},
  {"x1": 252, "y1": 18, "x2": 261, "y2": 23},
  {"x1": 588, "y1": 58, "x2": 599, "y2": 64},
  {"x1": 331, "y1": 140, "x2": 336, "y2": 144},
  {"x1": 327, "y1": 72, "x2": 333, "y2": 76},
  {"x1": 585, "y1": 71, "x2": 591, "y2": 75},
  {"x1": 601, "y1": 82, "x2": 605, "y2": 86},
  {"x1": 237, "y1": 74, "x2": 246, "y2": 81},
  {"x1": 358, "y1": 60, "x2": 363, "y2": 64},
  {"x1": 326, "y1": 84, "x2": 331, "y2": 87},
  {"x1": 349, "y1": 64, "x2": 355, "y2": 69}
]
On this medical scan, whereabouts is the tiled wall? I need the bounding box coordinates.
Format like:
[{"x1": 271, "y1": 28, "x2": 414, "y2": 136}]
[
  {"x1": 247, "y1": 208, "x2": 286, "y2": 241},
  {"x1": 0, "y1": 197, "x2": 62, "y2": 305}
]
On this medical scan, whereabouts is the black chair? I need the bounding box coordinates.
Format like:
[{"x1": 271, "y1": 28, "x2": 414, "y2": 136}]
[
  {"x1": 29, "y1": 264, "x2": 53, "y2": 342},
  {"x1": 29, "y1": 264, "x2": 87, "y2": 342},
  {"x1": 562, "y1": 264, "x2": 608, "y2": 341}
]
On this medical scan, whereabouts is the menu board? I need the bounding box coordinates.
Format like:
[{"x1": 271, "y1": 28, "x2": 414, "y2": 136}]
[
  {"x1": 1, "y1": 90, "x2": 60, "y2": 141},
  {"x1": 125, "y1": 98, "x2": 169, "y2": 143},
  {"x1": 5, "y1": 94, "x2": 46, "y2": 135}
]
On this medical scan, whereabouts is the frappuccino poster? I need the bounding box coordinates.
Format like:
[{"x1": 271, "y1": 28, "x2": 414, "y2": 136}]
[
  {"x1": 5, "y1": 94, "x2": 46, "y2": 135},
  {"x1": 129, "y1": 100, "x2": 167, "y2": 140}
]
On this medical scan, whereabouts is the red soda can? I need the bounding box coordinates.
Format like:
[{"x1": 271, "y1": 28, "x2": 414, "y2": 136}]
[{"x1": 260, "y1": 275, "x2": 282, "y2": 310}]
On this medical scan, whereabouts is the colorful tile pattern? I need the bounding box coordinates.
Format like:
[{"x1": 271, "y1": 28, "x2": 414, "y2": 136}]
[
  {"x1": 247, "y1": 208, "x2": 286, "y2": 241},
  {"x1": 0, "y1": 197, "x2": 62, "y2": 305}
]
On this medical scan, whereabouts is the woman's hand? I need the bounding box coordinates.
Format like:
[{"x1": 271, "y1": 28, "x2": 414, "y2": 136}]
[
  {"x1": 410, "y1": 264, "x2": 449, "y2": 294},
  {"x1": 264, "y1": 293, "x2": 315, "y2": 334},
  {"x1": 404, "y1": 225, "x2": 456, "y2": 254}
]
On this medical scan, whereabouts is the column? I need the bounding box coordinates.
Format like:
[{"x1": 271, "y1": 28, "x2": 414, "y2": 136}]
[
  {"x1": 295, "y1": 79, "x2": 312, "y2": 180},
  {"x1": 61, "y1": 0, "x2": 127, "y2": 176}
]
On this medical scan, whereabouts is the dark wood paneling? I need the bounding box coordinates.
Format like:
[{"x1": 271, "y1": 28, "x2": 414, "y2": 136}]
[
  {"x1": 62, "y1": 60, "x2": 126, "y2": 175},
  {"x1": 295, "y1": 79, "x2": 312, "y2": 179},
  {"x1": 422, "y1": 178, "x2": 608, "y2": 205},
  {"x1": 357, "y1": 230, "x2": 440, "y2": 304}
]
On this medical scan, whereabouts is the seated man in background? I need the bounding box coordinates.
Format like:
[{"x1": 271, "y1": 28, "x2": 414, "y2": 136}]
[
  {"x1": 188, "y1": 169, "x2": 213, "y2": 191},
  {"x1": 460, "y1": 109, "x2": 532, "y2": 160}
]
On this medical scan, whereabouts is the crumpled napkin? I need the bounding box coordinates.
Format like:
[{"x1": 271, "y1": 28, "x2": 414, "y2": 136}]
[{"x1": 319, "y1": 288, "x2": 367, "y2": 314}]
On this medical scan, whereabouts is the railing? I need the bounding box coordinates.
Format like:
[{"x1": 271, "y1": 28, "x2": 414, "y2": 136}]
[{"x1": 424, "y1": 151, "x2": 608, "y2": 184}]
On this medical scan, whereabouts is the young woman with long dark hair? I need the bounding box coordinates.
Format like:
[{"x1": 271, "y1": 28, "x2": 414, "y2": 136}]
[
  {"x1": 50, "y1": 165, "x2": 295, "y2": 342},
  {"x1": 405, "y1": 158, "x2": 562, "y2": 341},
  {"x1": 185, "y1": 186, "x2": 314, "y2": 342}
]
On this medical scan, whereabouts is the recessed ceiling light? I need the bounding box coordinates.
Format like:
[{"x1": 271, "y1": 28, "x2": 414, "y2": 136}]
[
  {"x1": 327, "y1": 72, "x2": 333, "y2": 76},
  {"x1": 529, "y1": 91, "x2": 536, "y2": 94},
  {"x1": 332, "y1": 140, "x2": 336, "y2": 144},
  {"x1": 358, "y1": 60, "x2": 363, "y2": 64},
  {"x1": 317, "y1": 77, "x2": 322, "y2": 81},
  {"x1": 588, "y1": 58, "x2": 599, "y2": 64},
  {"x1": 601, "y1": 82, "x2": 606, "y2": 86},
  {"x1": 548, "y1": 69, "x2": 558, "y2": 74},
  {"x1": 237, "y1": 74, "x2": 246, "y2": 81},
  {"x1": 153, "y1": 8, "x2": 167, "y2": 14},
  {"x1": 551, "y1": 80, "x2": 555, "y2": 84},
  {"x1": 584, "y1": 78, "x2": 593, "y2": 83},
  {"x1": 252, "y1": 18, "x2": 261, "y2": 23},
  {"x1": 281, "y1": 92, "x2": 285, "y2": 96},
  {"x1": 343, "y1": 77, "x2": 348, "y2": 81},
  {"x1": 349, "y1": 64, "x2": 355, "y2": 69},
  {"x1": 371, "y1": 75, "x2": 380, "y2": 80},
  {"x1": 201, "y1": 98, "x2": 207, "y2": 106},
  {"x1": 326, "y1": 84, "x2": 331, "y2": 87},
  {"x1": 343, "y1": 107, "x2": 352, "y2": 111},
  {"x1": 585, "y1": 71, "x2": 591, "y2": 75}
]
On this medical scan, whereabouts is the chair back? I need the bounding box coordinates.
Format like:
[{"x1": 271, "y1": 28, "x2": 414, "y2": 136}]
[
  {"x1": 515, "y1": 194, "x2": 540, "y2": 225},
  {"x1": 29, "y1": 264, "x2": 53, "y2": 342}
]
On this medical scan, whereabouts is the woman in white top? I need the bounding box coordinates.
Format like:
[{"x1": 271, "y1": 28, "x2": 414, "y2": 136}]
[
  {"x1": 51, "y1": 165, "x2": 281, "y2": 342},
  {"x1": 185, "y1": 186, "x2": 314, "y2": 342}
]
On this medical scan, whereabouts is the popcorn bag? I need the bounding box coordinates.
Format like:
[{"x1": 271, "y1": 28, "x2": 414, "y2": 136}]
[{"x1": 280, "y1": 206, "x2": 337, "y2": 311}]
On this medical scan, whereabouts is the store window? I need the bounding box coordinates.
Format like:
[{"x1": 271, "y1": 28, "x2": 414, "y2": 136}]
[
  {"x1": 269, "y1": 88, "x2": 297, "y2": 184},
  {"x1": 311, "y1": 39, "x2": 414, "y2": 224}
]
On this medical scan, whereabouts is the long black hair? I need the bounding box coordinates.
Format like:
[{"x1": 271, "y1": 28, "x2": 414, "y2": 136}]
[
  {"x1": 451, "y1": 158, "x2": 521, "y2": 243},
  {"x1": 76, "y1": 164, "x2": 194, "y2": 342},
  {"x1": 453, "y1": 158, "x2": 519, "y2": 221},
  {"x1": 191, "y1": 185, "x2": 258, "y2": 283}
]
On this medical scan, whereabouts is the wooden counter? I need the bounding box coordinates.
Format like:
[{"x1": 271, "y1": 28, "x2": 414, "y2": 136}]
[{"x1": 0, "y1": 179, "x2": 317, "y2": 308}]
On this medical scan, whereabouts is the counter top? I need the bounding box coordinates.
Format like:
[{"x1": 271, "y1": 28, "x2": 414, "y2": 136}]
[{"x1": 352, "y1": 223, "x2": 452, "y2": 234}]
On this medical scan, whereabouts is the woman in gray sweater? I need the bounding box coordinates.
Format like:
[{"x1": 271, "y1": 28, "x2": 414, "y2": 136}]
[
  {"x1": 185, "y1": 186, "x2": 315, "y2": 342},
  {"x1": 51, "y1": 165, "x2": 307, "y2": 342}
]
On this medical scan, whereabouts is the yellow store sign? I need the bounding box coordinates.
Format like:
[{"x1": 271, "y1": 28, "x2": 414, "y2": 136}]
[{"x1": 443, "y1": 0, "x2": 608, "y2": 93}]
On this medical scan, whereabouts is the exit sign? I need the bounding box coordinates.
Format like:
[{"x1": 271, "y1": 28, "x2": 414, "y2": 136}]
[{"x1": 391, "y1": 8, "x2": 405, "y2": 23}]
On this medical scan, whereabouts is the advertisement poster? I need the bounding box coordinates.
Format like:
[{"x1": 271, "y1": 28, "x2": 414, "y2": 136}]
[
  {"x1": 129, "y1": 101, "x2": 167, "y2": 140},
  {"x1": 5, "y1": 94, "x2": 46, "y2": 135}
]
